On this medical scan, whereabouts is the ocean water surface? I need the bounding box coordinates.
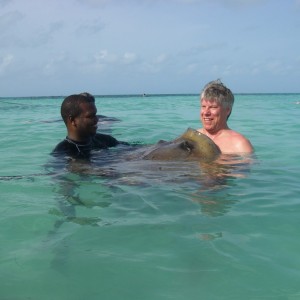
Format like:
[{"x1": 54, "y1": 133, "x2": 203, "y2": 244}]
[{"x1": 1, "y1": 94, "x2": 300, "y2": 300}]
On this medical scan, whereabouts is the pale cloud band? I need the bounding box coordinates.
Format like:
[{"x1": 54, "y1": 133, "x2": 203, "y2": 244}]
[{"x1": 0, "y1": 0, "x2": 299, "y2": 96}]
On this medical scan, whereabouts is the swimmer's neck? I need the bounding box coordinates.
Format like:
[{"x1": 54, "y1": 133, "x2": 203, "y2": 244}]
[{"x1": 67, "y1": 133, "x2": 92, "y2": 143}]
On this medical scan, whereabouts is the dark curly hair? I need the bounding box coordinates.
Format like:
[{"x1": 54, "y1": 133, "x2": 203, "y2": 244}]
[{"x1": 61, "y1": 92, "x2": 95, "y2": 124}]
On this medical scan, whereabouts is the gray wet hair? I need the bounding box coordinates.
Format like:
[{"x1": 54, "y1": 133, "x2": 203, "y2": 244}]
[{"x1": 200, "y1": 79, "x2": 234, "y2": 110}]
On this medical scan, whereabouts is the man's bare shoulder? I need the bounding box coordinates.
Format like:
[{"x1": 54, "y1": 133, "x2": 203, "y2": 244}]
[
  {"x1": 221, "y1": 130, "x2": 253, "y2": 154},
  {"x1": 197, "y1": 128, "x2": 253, "y2": 154}
]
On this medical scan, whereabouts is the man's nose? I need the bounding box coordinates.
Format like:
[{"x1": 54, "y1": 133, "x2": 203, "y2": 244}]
[{"x1": 202, "y1": 108, "x2": 210, "y2": 114}]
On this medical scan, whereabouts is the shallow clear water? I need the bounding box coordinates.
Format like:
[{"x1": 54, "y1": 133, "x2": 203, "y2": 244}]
[{"x1": 1, "y1": 94, "x2": 300, "y2": 300}]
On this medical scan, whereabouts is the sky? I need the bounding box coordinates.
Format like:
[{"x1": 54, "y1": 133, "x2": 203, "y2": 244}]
[{"x1": 0, "y1": 0, "x2": 300, "y2": 96}]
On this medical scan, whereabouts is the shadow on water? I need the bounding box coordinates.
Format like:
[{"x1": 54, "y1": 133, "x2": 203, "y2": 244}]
[
  {"x1": 190, "y1": 154, "x2": 255, "y2": 217},
  {"x1": 45, "y1": 145, "x2": 255, "y2": 228},
  {"x1": 0, "y1": 144, "x2": 255, "y2": 224},
  {"x1": 0, "y1": 133, "x2": 255, "y2": 273}
]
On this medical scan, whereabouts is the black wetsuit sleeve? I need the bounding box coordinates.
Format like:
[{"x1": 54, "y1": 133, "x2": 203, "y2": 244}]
[
  {"x1": 103, "y1": 134, "x2": 130, "y2": 146},
  {"x1": 93, "y1": 133, "x2": 120, "y2": 147},
  {"x1": 51, "y1": 140, "x2": 69, "y2": 154}
]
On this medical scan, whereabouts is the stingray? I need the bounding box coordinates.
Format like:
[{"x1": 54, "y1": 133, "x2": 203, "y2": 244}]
[{"x1": 125, "y1": 127, "x2": 221, "y2": 163}]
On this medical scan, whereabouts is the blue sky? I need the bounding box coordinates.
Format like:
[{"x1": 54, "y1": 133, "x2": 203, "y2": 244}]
[{"x1": 0, "y1": 0, "x2": 300, "y2": 96}]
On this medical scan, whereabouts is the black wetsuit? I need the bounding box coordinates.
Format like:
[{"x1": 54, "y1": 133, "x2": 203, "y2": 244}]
[{"x1": 52, "y1": 133, "x2": 121, "y2": 159}]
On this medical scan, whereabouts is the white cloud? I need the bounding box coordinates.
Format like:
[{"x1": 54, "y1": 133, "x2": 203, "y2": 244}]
[
  {"x1": 138, "y1": 54, "x2": 169, "y2": 73},
  {"x1": 153, "y1": 54, "x2": 168, "y2": 64},
  {"x1": 0, "y1": 0, "x2": 299, "y2": 95},
  {"x1": 122, "y1": 52, "x2": 138, "y2": 65},
  {"x1": 0, "y1": 54, "x2": 14, "y2": 75},
  {"x1": 43, "y1": 53, "x2": 68, "y2": 76},
  {"x1": 180, "y1": 63, "x2": 199, "y2": 75},
  {"x1": 91, "y1": 50, "x2": 138, "y2": 68},
  {"x1": 94, "y1": 50, "x2": 118, "y2": 64}
]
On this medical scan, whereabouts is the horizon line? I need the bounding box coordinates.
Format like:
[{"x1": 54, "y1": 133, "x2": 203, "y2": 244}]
[{"x1": 1, "y1": 92, "x2": 300, "y2": 99}]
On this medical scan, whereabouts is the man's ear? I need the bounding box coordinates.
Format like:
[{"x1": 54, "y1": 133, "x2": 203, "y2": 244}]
[
  {"x1": 68, "y1": 115, "x2": 76, "y2": 126},
  {"x1": 226, "y1": 107, "x2": 232, "y2": 120}
]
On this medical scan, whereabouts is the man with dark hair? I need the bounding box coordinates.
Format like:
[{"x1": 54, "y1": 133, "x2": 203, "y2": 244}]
[{"x1": 52, "y1": 92, "x2": 125, "y2": 159}]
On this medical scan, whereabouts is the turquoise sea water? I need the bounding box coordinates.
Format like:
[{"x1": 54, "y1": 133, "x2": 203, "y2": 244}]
[{"x1": 1, "y1": 94, "x2": 300, "y2": 300}]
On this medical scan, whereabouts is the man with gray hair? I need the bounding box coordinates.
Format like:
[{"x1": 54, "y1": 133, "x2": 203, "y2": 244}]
[{"x1": 197, "y1": 80, "x2": 253, "y2": 154}]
